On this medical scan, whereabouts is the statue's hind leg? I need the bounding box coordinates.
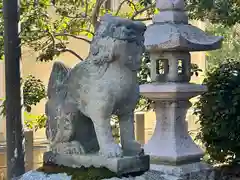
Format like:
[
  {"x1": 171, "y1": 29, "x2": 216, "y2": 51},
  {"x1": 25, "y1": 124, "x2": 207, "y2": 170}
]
[{"x1": 49, "y1": 104, "x2": 85, "y2": 155}]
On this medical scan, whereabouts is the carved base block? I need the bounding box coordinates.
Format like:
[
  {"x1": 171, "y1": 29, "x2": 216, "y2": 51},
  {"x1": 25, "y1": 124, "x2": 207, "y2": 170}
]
[
  {"x1": 142, "y1": 163, "x2": 214, "y2": 180},
  {"x1": 43, "y1": 151, "x2": 150, "y2": 175}
]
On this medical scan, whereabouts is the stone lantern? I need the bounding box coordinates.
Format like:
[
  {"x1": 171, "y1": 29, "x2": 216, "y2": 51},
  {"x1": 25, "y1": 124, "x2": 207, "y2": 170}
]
[{"x1": 140, "y1": 0, "x2": 223, "y2": 179}]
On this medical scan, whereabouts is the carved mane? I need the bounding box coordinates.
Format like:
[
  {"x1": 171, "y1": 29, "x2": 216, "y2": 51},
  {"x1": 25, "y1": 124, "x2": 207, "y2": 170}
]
[{"x1": 88, "y1": 14, "x2": 146, "y2": 66}]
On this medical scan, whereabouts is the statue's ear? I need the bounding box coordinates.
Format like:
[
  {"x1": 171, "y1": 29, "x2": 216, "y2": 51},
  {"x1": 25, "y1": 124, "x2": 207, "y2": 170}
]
[{"x1": 47, "y1": 61, "x2": 71, "y2": 98}]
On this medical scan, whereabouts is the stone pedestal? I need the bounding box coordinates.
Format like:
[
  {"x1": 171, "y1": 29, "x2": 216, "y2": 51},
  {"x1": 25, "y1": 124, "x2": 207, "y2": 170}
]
[
  {"x1": 44, "y1": 151, "x2": 150, "y2": 176},
  {"x1": 144, "y1": 163, "x2": 214, "y2": 180}
]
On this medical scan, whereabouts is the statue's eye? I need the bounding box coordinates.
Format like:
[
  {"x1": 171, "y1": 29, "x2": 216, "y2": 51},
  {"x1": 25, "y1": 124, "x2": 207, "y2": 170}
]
[{"x1": 125, "y1": 25, "x2": 132, "y2": 30}]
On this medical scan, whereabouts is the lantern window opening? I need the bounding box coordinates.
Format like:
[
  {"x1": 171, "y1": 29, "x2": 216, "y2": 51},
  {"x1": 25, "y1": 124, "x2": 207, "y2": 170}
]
[
  {"x1": 178, "y1": 59, "x2": 183, "y2": 74},
  {"x1": 156, "y1": 59, "x2": 169, "y2": 75}
]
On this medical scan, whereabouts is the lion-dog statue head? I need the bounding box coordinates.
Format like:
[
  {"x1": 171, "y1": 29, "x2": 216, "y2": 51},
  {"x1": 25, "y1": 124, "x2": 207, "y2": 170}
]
[{"x1": 89, "y1": 14, "x2": 146, "y2": 71}]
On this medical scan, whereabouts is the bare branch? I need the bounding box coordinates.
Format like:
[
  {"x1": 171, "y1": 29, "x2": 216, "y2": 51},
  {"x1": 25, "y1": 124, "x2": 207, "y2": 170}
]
[
  {"x1": 47, "y1": 30, "x2": 56, "y2": 50},
  {"x1": 92, "y1": 0, "x2": 106, "y2": 31},
  {"x1": 77, "y1": 29, "x2": 95, "y2": 36},
  {"x1": 46, "y1": 31, "x2": 84, "y2": 60},
  {"x1": 60, "y1": 14, "x2": 86, "y2": 19},
  {"x1": 115, "y1": 0, "x2": 137, "y2": 16},
  {"x1": 57, "y1": 48, "x2": 84, "y2": 61},
  {"x1": 115, "y1": 0, "x2": 127, "y2": 16},
  {"x1": 131, "y1": 3, "x2": 155, "y2": 20},
  {"x1": 54, "y1": 33, "x2": 92, "y2": 44},
  {"x1": 133, "y1": 17, "x2": 152, "y2": 21},
  {"x1": 34, "y1": 38, "x2": 52, "y2": 52},
  {"x1": 85, "y1": 0, "x2": 89, "y2": 17}
]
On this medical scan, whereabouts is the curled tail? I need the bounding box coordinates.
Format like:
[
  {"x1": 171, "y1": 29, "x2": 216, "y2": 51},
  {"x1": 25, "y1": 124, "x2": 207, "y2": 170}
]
[
  {"x1": 47, "y1": 61, "x2": 71, "y2": 99},
  {"x1": 46, "y1": 61, "x2": 71, "y2": 144}
]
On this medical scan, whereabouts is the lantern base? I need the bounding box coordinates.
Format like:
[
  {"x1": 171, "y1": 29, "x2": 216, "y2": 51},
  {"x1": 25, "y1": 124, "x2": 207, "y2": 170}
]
[
  {"x1": 144, "y1": 162, "x2": 214, "y2": 180},
  {"x1": 140, "y1": 83, "x2": 206, "y2": 165}
]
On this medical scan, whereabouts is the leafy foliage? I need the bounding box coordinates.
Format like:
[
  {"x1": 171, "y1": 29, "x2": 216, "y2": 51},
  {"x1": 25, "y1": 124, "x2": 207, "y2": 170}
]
[
  {"x1": 194, "y1": 59, "x2": 240, "y2": 164},
  {"x1": 136, "y1": 52, "x2": 152, "y2": 111},
  {"x1": 206, "y1": 23, "x2": 240, "y2": 68},
  {"x1": 0, "y1": 75, "x2": 46, "y2": 129},
  {"x1": 186, "y1": 0, "x2": 240, "y2": 26},
  {"x1": 191, "y1": 63, "x2": 203, "y2": 76},
  {"x1": 24, "y1": 112, "x2": 47, "y2": 130},
  {"x1": 23, "y1": 75, "x2": 46, "y2": 112}
]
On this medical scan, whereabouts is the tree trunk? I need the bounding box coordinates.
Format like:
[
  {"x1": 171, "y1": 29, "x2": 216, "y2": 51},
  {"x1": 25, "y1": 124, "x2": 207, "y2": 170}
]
[{"x1": 3, "y1": 0, "x2": 25, "y2": 178}]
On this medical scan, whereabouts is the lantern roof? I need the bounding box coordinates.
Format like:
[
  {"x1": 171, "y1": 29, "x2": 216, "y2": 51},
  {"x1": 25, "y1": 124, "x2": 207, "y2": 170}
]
[{"x1": 144, "y1": 0, "x2": 223, "y2": 52}]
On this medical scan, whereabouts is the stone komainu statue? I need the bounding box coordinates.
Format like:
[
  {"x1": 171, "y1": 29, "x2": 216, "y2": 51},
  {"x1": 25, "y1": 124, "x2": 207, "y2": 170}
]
[{"x1": 45, "y1": 14, "x2": 146, "y2": 158}]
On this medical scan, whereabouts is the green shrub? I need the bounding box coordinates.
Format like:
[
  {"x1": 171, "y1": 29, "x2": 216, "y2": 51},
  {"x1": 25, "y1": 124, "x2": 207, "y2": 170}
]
[
  {"x1": 206, "y1": 23, "x2": 240, "y2": 68},
  {"x1": 24, "y1": 112, "x2": 47, "y2": 131},
  {"x1": 23, "y1": 75, "x2": 46, "y2": 112},
  {"x1": 194, "y1": 59, "x2": 240, "y2": 164},
  {"x1": 0, "y1": 75, "x2": 46, "y2": 130},
  {"x1": 0, "y1": 75, "x2": 46, "y2": 116}
]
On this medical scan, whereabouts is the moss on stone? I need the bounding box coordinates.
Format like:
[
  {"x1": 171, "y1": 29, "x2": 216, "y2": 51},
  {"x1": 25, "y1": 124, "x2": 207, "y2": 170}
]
[{"x1": 37, "y1": 164, "x2": 120, "y2": 180}]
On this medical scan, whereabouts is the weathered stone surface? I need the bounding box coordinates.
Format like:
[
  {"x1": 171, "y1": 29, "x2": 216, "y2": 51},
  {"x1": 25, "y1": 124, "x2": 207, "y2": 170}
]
[
  {"x1": 153, "y1": 0, "x2": 187, "y2": 23},
  {"x1": 140, "y1": 83, "x2": 206, "y2": 166},
  {"x1": 142, "y1": 166, "x2": 214, "y2": 180},
  {"x1": 44, "y1": 13, "x2": 149, "y2": 174},
  {"x1": 156, "y1": 0, "x2": 185, "y2": 10},
  {"x1": 149, "y1": 52, "x2": 192, "y2": 83},
  {"x1": 140, "y1": 83, "x2": 207, "y2": 100},
  {"x1": 145, "y1": 0, "x2": 223, "y2": 52},
  {"x1": 144, "y1": 23, "x2": 223, "y2": 52},
  {"x1": 43, "y1": 151, "x2": 149, "y2": 175},
  {"x1": 149, "y1": 163, "x2": 213, "y2": 177}
]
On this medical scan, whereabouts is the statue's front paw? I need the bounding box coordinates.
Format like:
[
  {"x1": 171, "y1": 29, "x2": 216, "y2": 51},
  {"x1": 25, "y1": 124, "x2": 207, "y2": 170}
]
[{"x1": 99, "y1": 143, "x2": 123, "y2": 158}]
